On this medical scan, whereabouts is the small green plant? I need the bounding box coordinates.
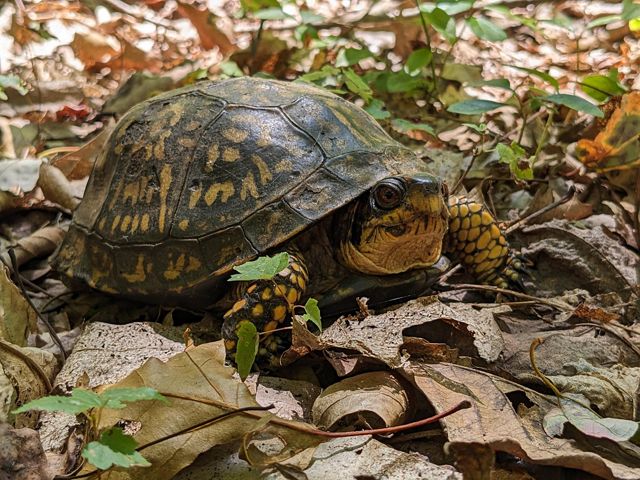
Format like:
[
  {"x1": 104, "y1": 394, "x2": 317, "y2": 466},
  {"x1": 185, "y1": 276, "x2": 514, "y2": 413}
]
[
  {"x1": 13, "y1": 387, "x2": 167, "y2": 470},
  {"x1": 228, "y1": 253, "x2": 322, "y2": 378}
]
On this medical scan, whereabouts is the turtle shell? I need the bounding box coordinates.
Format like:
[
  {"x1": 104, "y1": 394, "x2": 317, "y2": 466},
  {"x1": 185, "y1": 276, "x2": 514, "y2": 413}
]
[{"x1": 55, "y1": 77, "x2": 427, "y2": 306}]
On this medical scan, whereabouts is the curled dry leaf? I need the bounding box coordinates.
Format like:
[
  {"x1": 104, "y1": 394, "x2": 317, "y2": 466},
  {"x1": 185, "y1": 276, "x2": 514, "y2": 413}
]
[
  {"x1": 51, "y1": 124, "x2": 114, "y2": 180},
  {"x1": 312, "y1": 371, "x2": 409, "y2": 431},
  {"x1": 176, "y1": 2, "x2": 235, "y2": 55},
  {"x1": 300, "y1": 296, "x2": 507, "y2": 367},
  {"x1": 37, "y1": 163, "x2": 80, "y2": 211},
  {"x1": 402, "y1": 361, "x2": 640, "y2": 480},
  {"x1": 0, "y1": 266, "x2": 37, "y2": 346},
  {"x1": 82, "y1": 342, "x2": 323, "y2": 479},
  {"x1": 0, "y1": 340, "x2": 57, "y2": 428},
  {"x1": 70, "y1": 32, "x2": 119, "y2": 70},
  {"x1": 0, "y1": 225, "x2": 65, "y2": 271}
]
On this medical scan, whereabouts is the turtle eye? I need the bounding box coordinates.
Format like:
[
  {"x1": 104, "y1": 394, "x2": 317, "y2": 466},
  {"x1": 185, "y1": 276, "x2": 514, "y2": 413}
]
[{"x1": 372, "y1": 179, "x2": 406, "y2": 210}]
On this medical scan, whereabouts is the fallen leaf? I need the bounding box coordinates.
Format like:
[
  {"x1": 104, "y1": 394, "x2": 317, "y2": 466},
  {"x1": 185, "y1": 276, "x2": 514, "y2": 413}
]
[
  {"x1": 70, "y1": 32, "x2": 119, "y2": 70},
  {"x1": 0, "y1": 225, "x2": 65, "y2": 271},
  {"x1": 37, "y1": 163, "x2": 80, "y2": 211},
  {"x1": 403, "y1": 361, "x2": 640, "y2": 479},
  {"x1": 312, "y1": 371, "x2": 409, "y2": 431},
  {"x1": 51, "y1": 123, "x2": 114, "y2": 180},
  {"x1": 0, "y1": 424, "x2": 50, "y2": 479},
  {"x1": 81, "y1": 342, "x2": 323, "y2": 479},
  {"x1": 175, "y1": 3, "x2": 235, "y2": 54},
  {"x1": 575, "y1": 91, "x2": 640, "y2": 172},
  {"x1": 0, "y1": 266, "x2": 37, "y2": 346}
]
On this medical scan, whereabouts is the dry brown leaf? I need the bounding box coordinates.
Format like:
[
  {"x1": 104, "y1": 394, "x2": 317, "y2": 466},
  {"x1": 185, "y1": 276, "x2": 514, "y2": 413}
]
[
  {"x1": 403, "y1": 361, "x2": 640, "y2": 480},
  {"x1": 37, "y1": 163, "x2": 80, "y2": 211},
  {"x1": 0, "y1": 225, "x2": 65, "y2": 271},
  {"x1": 82, "y1": 342, "x2": 323, "y2": 479},
  {"x1": 294, "y1": 296, "x2": 508, "y2": 367},
  {"x1": 70, "y1": 32, "x2": 119, "y2": 70},
  {"x1": 51, "y1": 124, "x2": 114, "y2": 180},
  {"x1": 0, "y1": 266, "x2": 37, "y2": 346},
  {"x1": 312, "y1": 371, "x2": 409, "y2": 431},
  {"x1": 0, "y1": 424, "x2": 51, "y2": 479},
  {"x1": 0, "y1": 340, "x2": 57, "y2": 428},
  {"x1": 175, "y1": 2, "x2": 235, "y2": 55},
  {"x1": 105, "y1": 40, "x2": 162, "y2": 73}
]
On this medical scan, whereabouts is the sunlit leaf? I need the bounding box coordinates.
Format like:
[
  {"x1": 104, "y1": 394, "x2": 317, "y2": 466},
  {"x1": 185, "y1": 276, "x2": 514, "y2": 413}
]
[
  {"x1": 420, "y1": 7, "x2": 456, "y2": 43},
  {"x1": 466, "y1": 17, "x2": 507, "y2": 41},
  {"x1": 405, "y1": 48, "x2": 433, "y2": 76},
  {"x1": 447, "y1": 99, "x2": 508, "y2": 115},
  {"x1": 496, "y1": 142, "x2": 533, "y2": 180},
  {"x1": 254, "y1": 7, "x2": 291, "y2": 20},
  {"x1": 236, "y1": 321, "x2": 259, "y2": 380},
  {"x1": 301, "y1": 298, "x2": 322, "y2": 332},
  {"x1": 13, "y1": 389, "x2": 102, "y2": 415},
  {"x1": 100, "y1": 387, "x2": 168, "y2": 409},
  {"x1": 392, "y1": 118, "x2": 435, "y2": 136},
  {"x1": 83, "y1": 428, "x2": 150, "y2": 470},
  {"x1": 365, "y1": 99, "x2": 391, "y2": 120},
  {"x1": 336, "y1": 47, "x2": 375, "y2": 67},
  {"x1": 581, "y1": 74, "x2": 626, "y2": 102},
  {"x1": 544, "y1": 94, "x2": 604, "y2": 117},
  {"x1": 343, "y1": 68, "x2": 373, "y2": 102},
  {"x1": 229, "y1": 253, "x2": 290, "y2": 281}
]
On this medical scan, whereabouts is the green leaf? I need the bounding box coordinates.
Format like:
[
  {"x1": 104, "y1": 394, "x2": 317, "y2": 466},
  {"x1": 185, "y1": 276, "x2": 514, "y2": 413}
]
[
  {"x1": 235, "y1": 321, "x2": 259, "y2": 380},
  {"x1": 297, "y1": 66, "x2": 340, "y2": 85},
  {"x1": 404, "y1": 48, "x2": 433, "y2": 76},
  {"x1": 462, "y1": 122, "x2": 487, "y2": 133},
  {"x1": 83, "y1": 428, "x2": 150, "y2": 470},
  {"x1": 220, "y1": 61, "x2": 244, "y2": 78},
  {"x1": 336, "y1": 48, "x2": 374, "y2": 67},
  {"x1": 240, "y1": 0, "x2": 279, "y2": 14},
  {"x1": 364, "y1": 99, "x2": 391, "y2": 120},
  {"x1": 510, "y1": 66, "x2": 559, "y2": 91},
  {"x1": 622, "y1": 0, "x2": 640, "y2": 21},
  {"x1": 587, "y1": 14, "x2": 621, "y2": 29},
  {"x1": 447, "y1": 99, "x2": 508, "y2": 115},
  {"x1": 343, "y1": 68, "x2": 373, "y2": 102},
  {"x1": 436, "y1": 1, "x2": 473, "y2": 15},
  {"x1": 630, "y1": 17, "x2": 640, "y2": 31},
  {"x1": 580, "y1": 74, "x2": 626, "y2": 102},
  {"x1": 391, "y1": 118, "x2": 436, "y2": 136},
  {"x1": 301, "y1": 298, "x2": 322, "y2": 332},
  {"x1": 300, "y1": 10, "x2": 324, "y2": 24},
  {"x1": 420, "y1": 7, "x2": 456, "y2": 43},
  {"x1": 13, "y1": 388, "x2": 102, "y2": 415},
  {"x1": 466, "y1": 17, "x2": 507, "y2": 41},
  {"x1": 0, "y1": 75, "x2": 28, "y2": 100},
  {"x1": 385, "y1": 71, "x2": 427, "y2": 93},
  {"x1": 254, "y1": 7, "x2": 291, "y2": 20},
  {"x1": 470, "y1": 78, "x2": 512, "y2": 90},
  {"x1": 544, "y1": 94, "x2": 604, "y2": 118},
  {"x1": 100, "y1": 387, "x2": 168, "y2": 409},
  {"x1": 496, "y1": 142, "x2": 533, "y2": 180},
  {"x1": 229, "y1": 253, "x2": 290, "y2": 281}
]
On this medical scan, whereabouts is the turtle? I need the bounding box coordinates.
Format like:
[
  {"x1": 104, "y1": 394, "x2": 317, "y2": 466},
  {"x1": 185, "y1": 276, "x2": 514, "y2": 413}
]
[{"x1": 54, "y1": 77, "x2": 521, "y2": 360}]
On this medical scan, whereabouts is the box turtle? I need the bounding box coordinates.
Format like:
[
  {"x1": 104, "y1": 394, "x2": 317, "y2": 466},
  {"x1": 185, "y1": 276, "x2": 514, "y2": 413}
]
[{"x1": 54, "y1": 77, "x2": 521, "y2": 360}]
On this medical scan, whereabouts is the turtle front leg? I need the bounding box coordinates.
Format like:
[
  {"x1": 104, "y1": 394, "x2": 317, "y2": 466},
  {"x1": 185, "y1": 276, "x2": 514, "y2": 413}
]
[
  {"x1": 221, "y1": 252, "x2": 309, "y2": 364},
  {"x1": 446, "y1": 196, "x2": 522, "y2": 288}
]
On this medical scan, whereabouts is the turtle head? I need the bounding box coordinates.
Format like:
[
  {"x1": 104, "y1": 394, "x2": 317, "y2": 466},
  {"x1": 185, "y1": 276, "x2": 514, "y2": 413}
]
[{"x1": 337, "y1": 174, "x2": 449, "y2": 275}]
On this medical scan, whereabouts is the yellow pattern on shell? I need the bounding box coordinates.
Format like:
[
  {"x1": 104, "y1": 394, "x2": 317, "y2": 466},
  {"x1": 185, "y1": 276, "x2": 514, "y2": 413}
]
[
  {"x1": 222, "y1": 128, "x2": 250, "y2": 143},
  {"x1": 206, "y1": 144, "x2": 219, "y2": 172},
  {"x1": 223, "y1": 147, "x2": 240, "y2": 162},
  {"x1": 251, "y1": 154, "x2": 273, "y2": 184},
  {"x1": 158, "y1": 164, "x2": 172, "y2": 232},
  {"x1": 164, "y1": 254, "x2": 186, "y2": 280},
  {"x1": 204, "y1": 182, "x2": 235, "y2": 205},
  {"x1": 122, "y1": 255, "x2": 146, "y2": 283},
  {"x1": 240, "y1": 173, "x2": 259, "y2": 200}
]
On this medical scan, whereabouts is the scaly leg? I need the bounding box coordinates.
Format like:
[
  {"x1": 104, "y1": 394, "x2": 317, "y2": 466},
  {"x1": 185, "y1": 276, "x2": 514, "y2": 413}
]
[
  {"x1": 446, "y1": 196, "x2": 522, "y2": 288},
  {"x1": 221, "y1": 252, "x2": 309, "y2": 362}
]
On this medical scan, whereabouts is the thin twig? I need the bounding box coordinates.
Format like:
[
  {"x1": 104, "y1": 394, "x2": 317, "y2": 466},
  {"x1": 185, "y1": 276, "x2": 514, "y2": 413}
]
[
  {"x1": 445, "y1": 283, "x2": 572, "y2": 311},
  {"x1": 7, "y1": 249, "x2": 67, "y2": 360},
  {"x1": 505, "y1": 185, "x2": 576, "y2": 234}
]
